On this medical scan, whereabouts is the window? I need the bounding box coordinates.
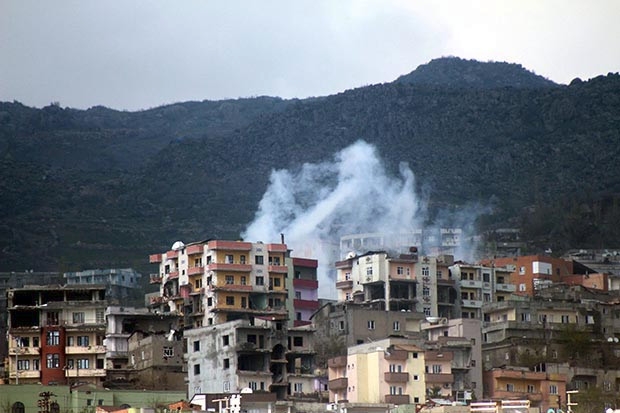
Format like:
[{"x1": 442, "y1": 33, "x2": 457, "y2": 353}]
[
  {"x1": 296, "y1": 312, "x2": 302, "y2": 321},
  {"x1": 519, "y1": 266, "x2": 525, "y2": 275},
  {"x1": 73, "y1": 312, "x2": 85, "y2": 324},
  {"x1": 561, "y1": 315, "x2": 569, "y2": 323},
  {"x1": 17, "y1": 360, "x2": 30, "y2": 370},
  {"x1": 207, "y1": 297, "x2": 213, "y2": 306},
  {"x1": 50, "y1": 403, "x2": 60, "y2": 413},
  {"x1": 295, "y1": 291, "x2": 302, "y2": 299},
  {"x1": 226, "y1": 296, "x2": 235, "y2": 305},
  {"x1": 423, "y1": 286, "x2": 430, "y2": 296},
  {"x1": 225, "y1": 254, "x2": 234, "y2": 264},
  {"x1": 256, "y1": 276, "x2": 264, "y2": 285},
  {"x1": 436, "y1": 270, "x2": 442, "y2": 279},
  {"x1": 470, "y1": 360, "x2": 476, "y2": 367},
  {"x1": 293, "y1": 336, "x2": 303, "y2": 346},
  {"x1": 389, "y1": 364, "x2": 402, "y2": 372},
  {"x1": 506, "y1": 383, "x2": 514, "y2": 392},
  {"x1": 194, "y1": 364, "x2": 201, "y2": 375},
  {"x1": 46, "y1": 354, "x2": 60, "y2": 368},
  {"x1": 549, "y1": 385, "x2": 558, "y2": 394},
  {"x1": 367, "y1": 320, "x2": 375, "y2": 330},
  {"x1": 423, "y1": 307, "x2": 431, "y2": 316},
  {"x1": 240, "y1": 255, "x2": 246, "y2": 264},
  {"x1": 432, "y1": 364, "x2": 442, "y2": 374},
  {"x1": 393, "y1": 321, "x2": 400, "y2": 331},
  {"x1": 193, "y1": 341, "x2": 200, "y2": 352},
  {"x1": 273, "y1": 277, "x2": 281, "y2": 287},
  {"x1": 527, "y1": 384, "x2": 535, "y2": 393},
  {"x1": 483, "y1": 273, "x2": 490, "y2": 282},
  {"x1": 240, "y1": 276, "x2": 246, "y2": 285},
  {"x1": 96, "y1": 309, "x2": 105, "y2": 324},
  {"x1": 46, "y1": 331, "x2": 60, "y2": 346},
  {"x1": 195, "y1": 278, "x2": 202, "y2": 289},
  {"x1": 77, "y1": 359, "x2": 89, "y2": 369},
  {"x1": 345, "y1": 272, "x2": 351, "y2": 280},
  {"x1": 225, "y1": 275, "x2": 234, "y2": 285},
  {"x1": 223, "y1": 358, "x2": 230, "y2": 369},
  {"x1": 413, "y1": 375, "x2": 419, "y2": 380},
  {"x1": 77, "y1": 336, "x2": 89, "y2": 346},
  {"x1": 339, "y1": 321, "x2": 345, "y2": 331},
  {"x1": 397, "y1": 267, "x2": 404, "y2": 275},
  {"x1": 412, "y1": 352, "x2": 418, "y2": 359},
  {"x1": 521, "y1": 312, "x2": 531, "y2": 322},
  {"x1": 294, "y1": 383, "x2": 303, "y2": 393},
  {"x1": 519, "y1": 283, "x2": 526, "y2": 291},
  {"x1": 366, "y1": 266, "x2": 373, "y2": 276},
  {"x1": 255, "y1": 255, "x2": 264, "y2": 265},
  {"x1": 223, "y1": 335, "x2": 229, "y2": 346},
  {"x1": 422, "y1": 267, "x2": 429, "y2": 276},
  {"x1": 249, "y1": 381, "x2": 258, "y2": 390},
  {"x1": 163, "y1": 347, "x2": 174, "y2": 358}
]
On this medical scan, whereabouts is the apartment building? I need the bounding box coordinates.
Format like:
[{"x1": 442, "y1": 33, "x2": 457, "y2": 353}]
[
  {"x1": 421, "y1": 318, "x2": 482, "y2": 401},
  {"x1": 149, "y1": 240, "x2": 289, "y2": 328},
  {"x1": 64, "y1": 268, "x2": 143, "y2": 305},
  {"x1": 7, "y1": 285, "x2": 107, "y2": 386},
  {"x1": 104, "y1": 306, "x2": 182, "y2": 389},
  {"x1": 288, "y1": 257, "x2": 319, "y2": 327},
  {"x1": 334, "y1": 250, "x2": 457, "y2": 318},
  {"x1": 449, "y1": 263, "x2": 515, "y2": 319},
  {"x1": 149, "y1": 239, "x2": 319, "y2": 402}
]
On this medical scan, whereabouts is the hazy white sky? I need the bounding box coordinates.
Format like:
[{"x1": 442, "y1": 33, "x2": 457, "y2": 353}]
[{"x1": 1, "y1": 0, "x2": 619, "y2": 111}]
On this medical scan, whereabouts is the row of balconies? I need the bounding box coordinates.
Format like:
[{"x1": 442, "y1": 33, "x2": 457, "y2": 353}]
[{"x1": 10, "y1": 368, "x2": 107, "y2": 380}]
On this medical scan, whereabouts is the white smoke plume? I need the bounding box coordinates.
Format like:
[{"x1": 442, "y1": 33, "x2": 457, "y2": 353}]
[{"x1": 242, "y1": 140, "x2": 480, "y2": 298}]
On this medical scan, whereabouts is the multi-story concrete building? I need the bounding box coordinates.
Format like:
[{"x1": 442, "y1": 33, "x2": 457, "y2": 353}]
[
  {"x1": 334, "y1": 250, "x2": 457, "y2": 317},
  {"x1": 0, "y1": 271, "x2": 64, "y2": 370},
  {"x1": 449, "y1": 263, "x2": 515, "y2": 319},
  {"x1": 149, "y1": 239, "x2": 290, "y2": 329},
  {"x1": 288, "y1": 257, "x2": 319, "y2": 327},
  {"x1": 64, "y1": 268, "x2": 143, "y2": 305},
  {"x1": 421, "y1": 318, "x2": 482, "y2": 401},
  {"x1": 7, "y1": 284, "x2": 107, "y2": 386},
  {"x1": 311, "y1": 301, "x2": 425, "y2": 348},
  {"x1": 104, "y1": 306, "x2": 182, "y2": 389},
  {"x1": 149, "y1": 239, "x2": 320, "y2": 402}
]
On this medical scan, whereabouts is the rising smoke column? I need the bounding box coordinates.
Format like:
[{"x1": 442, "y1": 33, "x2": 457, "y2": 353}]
[{"x1": 242, "y1": 140, "x2": 427, "y2": 298}]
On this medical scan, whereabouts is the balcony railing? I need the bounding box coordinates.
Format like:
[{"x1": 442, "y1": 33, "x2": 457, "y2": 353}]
[
  {"x1": 268, "y1": 265, "x2": 288, "y2": 274},
  {"x1": 384, "y1": 372, "x2": 409, "y2": 382},
  {"x1": 336, "y1": 280, "x2": 353, "y2": 289},
  {"x1": 206, "y1": 263, "x2": 252, "y2": 272},
  {"x1": 65, "y1": 368, "x2": 106, "y2": 377},
  {"x1": 188, "y1": 266, "x2": 204, "y2": 276},
  {"x1": 293, "y1": 278, "x2": 319, "y2": 289},
  {"x1": 385, "y1": 394, "x2": 410, "y2": 404},
  {"x1": 328, "y1": 377, "x2": 348, "y2": 390},
  {"x1": 149, "y1": 274, "x2": 162, "y2": 284},
  {"x1": 462, "y1": 299, "x2": 483, "y2": 308},
  {"x1": 425, "y1": 373, "x2": 454, "y2": 383},
  {"x1": 293, "y1": 299, "x2": 319, "y2": 310},
  {"x1": 496, "y1": 283, "x2": 516, "y2": 292},
  {"x1": 66, "y1": 345, "x2": 106, "y2": 354}
]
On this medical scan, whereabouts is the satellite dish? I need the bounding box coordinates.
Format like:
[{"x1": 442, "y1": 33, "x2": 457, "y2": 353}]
[
  {"x1": 615, "y1": 337, "x2": 619, "y2": 343},
  {"x1": 346, "y1": 251, "x2": 356, "y2": 259},
  {"x1": 171, "y1": 241, "x2": 185, "y2": 251},
  {"x1": 240, "y1": 387, "x2": 253, "y2": 394},
  {"x1": 608, "y1": 337, "x2": 614, "y2": 342}
]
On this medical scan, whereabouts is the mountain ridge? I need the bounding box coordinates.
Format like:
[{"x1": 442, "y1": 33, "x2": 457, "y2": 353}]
[{"x1": 1, "y1": 57, "x2": 619, "y2": 276}]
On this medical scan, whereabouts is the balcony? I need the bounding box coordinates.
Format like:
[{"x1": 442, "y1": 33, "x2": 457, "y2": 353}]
[
  {"x1": 384, "y1": 350, "x2": 408, "y2": 361},
  {"x1": 65, "y1": 368, "x2": 106, "y2": 377},
  {"x1": 268, "y1": 265, "x2": 288, "y2": 274},
  {"x1": 187, "y1": 244, "x2": 204, "y2": 255},
  {"x1": 207, "y1": 240, "x2": 252, "y2": 251},
  {"x1": 294, "y1": 299, "x2": 319, "y2": 310},
  {"x1": 425, "y1": 373, "x2": 454, "y2": 384},
  {"x1": 188, "y1": 266, "x2": 204, "y2": 276},
  {"x1": 149, "y1": 254, "x2": 162, "y2": 263},
  {"x1": 385, "y1": 395, "x2": 410, "y2": 405},
  {"x1": 293, "y1": 278, "x2": 318, "y2": 289},
  {"x1": 462, "y1": 299, "x2": 483, "y2": 308},
  {"x1": 149, "y1": 273, "x2": 162, "y2": 284},
  {"x1": 206, "y1": 263, "x2": 252, "y2": 272},
  {"x1": 167, "y1": 271, "x2": 179, "y2": 279},
  {"x1": 9, "y1": 347, "x2": 40, "y2": 356},
  {"x1": 328, "y1": 356, "x2": 347, "y2": 368},
  {"x1": 335, "y1": 260, "x2": 353, "y2": 269},
  {"x1": 212, "y1": 284, "x2": 253, "y2": 292},
  {"x1": 267, "y1": 244, "x2": 287, "y2": 252},
  {"x1": 493, "y1": 390, "x2": 542, "y2": 402},
  {"x1": 384, "y1": 372, "x2": 409, "y2": 382},
  {"x1": 496, "y1": 283, "x2": 516, "y2": 292},
  {"x1": 66, "y1": 345, "x2": 106, "y2": 354},
  {"x1": 166, "y1": 250, "x2": 179, "y2": 259},
  {"x1": 328, "y1": 377, "x2": 348, "y2": 390},
  {"x1": 461, "y1": 280, "x2": 482, "y2": 288},
  {"x1": 336, "y1": 280, "x2": 353, "y2": 289},
  {"x1": 12, "y1": 370, "x2": 40, "y2": 379},
  {"x1": 150, "y1": 296, "x2": 167, "y2": 304}
]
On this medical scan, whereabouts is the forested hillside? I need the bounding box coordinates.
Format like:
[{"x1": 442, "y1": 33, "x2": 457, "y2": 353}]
[{"x1": 1, "y1": 57, "x2": 619, "y2": 275}]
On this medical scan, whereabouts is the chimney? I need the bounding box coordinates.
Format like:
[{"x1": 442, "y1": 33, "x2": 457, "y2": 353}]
[{"x1": 280, "y1": 233, "x2": 285, "y2": 244}]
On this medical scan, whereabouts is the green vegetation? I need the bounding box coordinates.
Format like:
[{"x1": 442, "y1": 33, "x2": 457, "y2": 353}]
[{"x1": 1, "y1": 57, "x2": 619, "y2": 275}]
